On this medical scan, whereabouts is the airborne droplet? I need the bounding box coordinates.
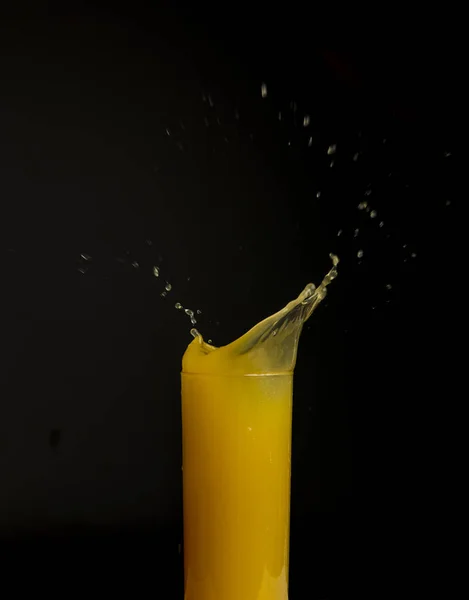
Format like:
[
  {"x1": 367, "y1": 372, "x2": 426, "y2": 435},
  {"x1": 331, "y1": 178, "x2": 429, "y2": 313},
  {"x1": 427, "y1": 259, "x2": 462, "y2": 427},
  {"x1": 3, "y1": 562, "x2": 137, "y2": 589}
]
[
  {"x1": 261, "y1": 83, "x2": 268, "y2": 98},
  {"x1": 175, "y1": 303, "x2": 183, "y2": 310},
  {"x1": 165, "y1": 282, "x2": 172, "y2": 292},
  {"x1": 357, "y1": 249, "x2": 364, "y2": 258},
  {"x1": 327, "y1": 144, "x2": 337, "y2": 155},
  {"x1": 370, "y1": 210, "x2": 377, "y2": 219},
  {"x1": 153, "y1": 266, "x2": 160, "y2": 278}
]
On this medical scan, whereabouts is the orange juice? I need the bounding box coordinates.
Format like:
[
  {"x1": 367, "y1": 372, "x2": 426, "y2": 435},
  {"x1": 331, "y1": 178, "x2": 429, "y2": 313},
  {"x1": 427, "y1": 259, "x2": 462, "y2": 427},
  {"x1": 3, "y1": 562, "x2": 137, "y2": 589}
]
[{"x1": 181, "y1": 256, "x2": 338, "y2": 600}]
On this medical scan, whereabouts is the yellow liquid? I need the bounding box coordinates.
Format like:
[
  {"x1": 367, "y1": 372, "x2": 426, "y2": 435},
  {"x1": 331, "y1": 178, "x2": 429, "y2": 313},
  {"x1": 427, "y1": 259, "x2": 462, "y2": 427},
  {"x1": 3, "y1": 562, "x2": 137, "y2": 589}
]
[{"x1": 181, "y1": 256, "x2": 338, "y2": 600}]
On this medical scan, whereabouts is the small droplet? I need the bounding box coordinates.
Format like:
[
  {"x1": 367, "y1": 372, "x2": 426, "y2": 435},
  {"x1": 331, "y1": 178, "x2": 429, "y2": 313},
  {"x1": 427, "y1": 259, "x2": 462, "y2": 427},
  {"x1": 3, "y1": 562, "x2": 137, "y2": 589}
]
[
  {"x1": 354, "y1": 228, "x2": 360, "y2": 238},
  {"x1": 278, "y1": 112, "x2": 282, "y2": 120},
  {"x1": 444, "y1": 151, "x2": 452, "y2": 158},
  {"x1": 272, "y1": 329, "x2": 278, "y2": 337},
  {"x1": 303, "y1": 115, "x2": 310, "y2": 127},
  {"x1": 379, "y1": 221, "x2": 384, "y2": 228},
  {"x1": 386, "y1": 284, "x2": 392, "y2": 290},
  {"x1": 166, "y1": 128, "x2": 171, "y2": 136},
  {"x1": 208, "y1": 339, "x2": 213, "y2": 344},
  {"x1": 337, "y1": 229, "x2": 342, "y2": 236},
  {"x1": 329, "y1": 160, "x2": 335, "y2": 168},
  {"x1": 261, "y1": 83, "x2": 268, "y2": 98},
  {"x1": 77, "y1": 267, "x2": 87, "y2": 274},
  {"x1": 153, "y1": 266, "x2": 160, "y2": 277},
  {"x1": 327, "y1": 144, "x2": 337, "y2": 155},
  {"x1": 365, "y1": 189, "x2": 372, "y2": 196},
  {"x1": 208, "y1": 95, "x2": 214, "y2": 107},
  {"x1": 358, "y1": 201, "x2": 368, "y2": 210},
  {"x1": 353, "y1": 152, "x2": 359, "y2": 161},
  {"x1": 160, "y1": 291, "x2": 167, "y2": 297},
  {"x1": 287, "y1": 141, "x2": 291, "y2": 146},
  {"x1": 370, "y1": 210, "x2": 377, "y2": 219},
  {"x1": 411, "y1": 252, "x2": 417, "y2": 258},
  {"x1": 175, "y1": 303, "x2": 183, "y2": 310},
  {"x1": 308, "y1": 137, "x2": 313, "y2": 147},
  {"x1": 196, "y1": 309, "x2": 202, "y2": 315},
  {"x1": 185, "y1": 309, "x2": 194, "y2": 317},
  {"x1": 80, "y1": 253, "x2": 92, "y2": 261},
  {"x1": 165, "y1": 282, "x2": 172, "y2": 292},
  {"x1": 445, "y1": 200, "x2": 451, "y2": 206},
  {"x1": 316, "y1": 191, "x2": 321, "y2": 198},
  {"x1": 190, "y1": 317, "x2": 197, "y2": 325},
  {"x1": 357, "y1": 249, "x2": 364, "y2": 258},
  {"x1": 187, "y1": 276, "x2": 191, "y2": 281},
  {"x1": 403, "y1": 244, "x2": 407, "y2": 249},
  {"x1": 132, "y1": 261, "x2": 139, "y2": 268},
  {"x1": 146, "y1": 239, "x2": 153, "y2": 246},
  {"x1": 382, "y1": 138, "x2": 387, "y2": 144},
  {"x1": 190, "y1": 328, "x2": 199, "y2": 338}
]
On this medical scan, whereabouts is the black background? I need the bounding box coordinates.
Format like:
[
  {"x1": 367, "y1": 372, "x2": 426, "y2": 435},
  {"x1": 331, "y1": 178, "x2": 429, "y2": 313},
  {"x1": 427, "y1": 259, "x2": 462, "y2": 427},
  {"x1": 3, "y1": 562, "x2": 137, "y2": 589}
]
[{"x1": 0, "y1": 5, "x2": 460, "y2": 597}]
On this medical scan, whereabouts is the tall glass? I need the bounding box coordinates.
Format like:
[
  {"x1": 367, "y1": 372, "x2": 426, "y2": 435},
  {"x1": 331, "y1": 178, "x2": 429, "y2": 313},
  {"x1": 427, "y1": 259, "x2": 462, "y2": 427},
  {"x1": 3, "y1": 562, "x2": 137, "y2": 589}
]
[{"x1": 181, "y1": 256, "x2": 338, "y2": 600}]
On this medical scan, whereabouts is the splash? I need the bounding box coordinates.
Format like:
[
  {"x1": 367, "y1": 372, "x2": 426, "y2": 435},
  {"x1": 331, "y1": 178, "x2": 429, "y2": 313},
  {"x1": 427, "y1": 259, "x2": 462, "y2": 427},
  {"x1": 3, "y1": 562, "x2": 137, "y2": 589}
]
[{"x1": 183, "y1": 254, "x2": 338, "y2": 375}]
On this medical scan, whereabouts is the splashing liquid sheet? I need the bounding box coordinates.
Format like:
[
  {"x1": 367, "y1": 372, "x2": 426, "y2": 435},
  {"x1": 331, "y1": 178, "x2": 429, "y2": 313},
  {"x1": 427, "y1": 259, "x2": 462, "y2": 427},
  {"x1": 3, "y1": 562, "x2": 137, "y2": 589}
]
[{"x1": 181, "y1": 256, "x2": 338, "y2": 600}]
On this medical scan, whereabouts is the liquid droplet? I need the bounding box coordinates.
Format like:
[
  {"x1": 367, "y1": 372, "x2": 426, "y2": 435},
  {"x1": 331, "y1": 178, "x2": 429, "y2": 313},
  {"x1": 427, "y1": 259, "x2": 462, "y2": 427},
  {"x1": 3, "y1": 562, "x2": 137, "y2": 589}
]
[
  {"x1": 80, "y1": 253, "x2": 92, "y2": 261},
  {"x1": 370, "y1": 210, "x2": 377, "y2": 219},
  {"x1": 261, "y1": 83, "x2": 268, "y2": 98},
  {"x1": 165, "y1": 282, "x2": 172, "y2": 292},
  {"x1": 365, "y1": 189, "x2": 372, "y2": 196},
  {"x1": 444, "y1": 151, "x2": 452, "y2": 158},
  {"x1": 357, "y1": 249, "x2": 364, "y2": 258},
  {"x1": 190, "y1": 328, "x2": 200, "y2": 339},
  {"x1": 175, "y1": 303, "x2": 183, "y2": 310},
  {"x1": 185, "y1": 309, "x2": 194, "y2": 317},
  {"x1": 160, "y1": 291, "x2": 167, "y2": 298},
  {"x1": 354, "y1": 228, "x2": 360, "y2": 238},
  {"x1": 337, "y1": 229, "x2": 342, "y2": 236},
  {"x1": 166, "y1": 128, "x2": 171, "y2": 136},
  {"x1": 327, "y1": 144, "x2": 337, "y2": 155},
  {"x1": 272, "y1": 329, "x2": 278, "y2": 337},
  {"x1": 329, "y1": 160, "x2": 335, "y2": 167},
  {"x1": 303, "y1": 115, "x2": 310, "y2": 127},
  {"x1": 278, "y1": 112, "x2": 282, "y2": 120},
  {"x1": 146, "y1": 239, "x2": 153, "y2": 246},
  {"x1": 190, "y1": 317, "x2": 197, "y2": 325},
  {"x1": 77, "y1": 267, "x2": 87, "y2": 274},
  {"x1": 153, "y1": 266, "x2": 160, "y2": 277},
  {"x1": 353, "y1": 152, "x2": 359, "y2": 161},
  {"x1": 411, "y1": 253, "x2": 417, "y2": 258},
  {"x1": 196, "y1": 309, "x2": 202, "y2": 315},
  {"x1": 308, "y1": 137, "x2": 313, "y2": 147},
  {"x1": 445, "y1": 200, "x2": 451, "y2": 206},
  {"x1": 208, "y1": 95, "x2": 214, "y2": 107},
  {"x1": 379, "y1": 221, "x2": 384, "y2": 228},
  {"x1": 132, "y1": 261, "x2": 139, "y2": 268},
  {"x1": 386, "y1": 284, "x2": 392, "y2": 290},
  {"x1": 316, "y1": 191, "x2": 321, "y2": 198},
  {"x1": 208, "y1": 339, "x2": 213, "y2": 344},
  {"x1": 358, "y1": 201, "x2": 368, "y2": 210}
]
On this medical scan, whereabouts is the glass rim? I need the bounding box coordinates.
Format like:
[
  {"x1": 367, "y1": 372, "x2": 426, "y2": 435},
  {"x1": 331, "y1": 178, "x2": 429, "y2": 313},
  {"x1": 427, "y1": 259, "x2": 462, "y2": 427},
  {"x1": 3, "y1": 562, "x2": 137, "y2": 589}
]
[{"x1": 181, "y1": 371, "x2": 293, "y2": 377}]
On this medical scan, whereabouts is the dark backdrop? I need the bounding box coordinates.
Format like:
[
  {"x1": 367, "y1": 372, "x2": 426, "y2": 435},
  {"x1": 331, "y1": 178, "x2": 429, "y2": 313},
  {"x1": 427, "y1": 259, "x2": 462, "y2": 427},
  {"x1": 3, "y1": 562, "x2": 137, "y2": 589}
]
[{"x1": 0, "y1": 6, "x2": 459, "y2": 597}]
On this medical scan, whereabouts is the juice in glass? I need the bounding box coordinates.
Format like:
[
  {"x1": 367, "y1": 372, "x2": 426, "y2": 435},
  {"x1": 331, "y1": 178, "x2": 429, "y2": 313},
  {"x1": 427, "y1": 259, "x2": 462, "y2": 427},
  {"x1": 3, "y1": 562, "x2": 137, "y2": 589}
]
[{"x1": 181, "y1": 256, "x2": 338, "y2": 600}]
